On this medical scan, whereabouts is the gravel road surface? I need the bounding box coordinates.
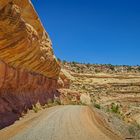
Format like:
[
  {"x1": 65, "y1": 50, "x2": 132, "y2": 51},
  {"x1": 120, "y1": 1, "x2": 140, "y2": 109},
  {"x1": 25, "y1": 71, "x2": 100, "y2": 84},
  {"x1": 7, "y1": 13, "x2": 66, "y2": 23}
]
[{"x1": 1, "y1": 105, "x2": 120, "y2": 140}]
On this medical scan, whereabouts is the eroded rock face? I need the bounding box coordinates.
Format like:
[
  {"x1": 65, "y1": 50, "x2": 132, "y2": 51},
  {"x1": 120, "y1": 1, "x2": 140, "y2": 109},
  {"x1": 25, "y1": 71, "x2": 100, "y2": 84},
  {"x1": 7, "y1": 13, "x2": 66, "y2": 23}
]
[{"x1": 0, "y1": 0, "x2": 61, "y2": 129}]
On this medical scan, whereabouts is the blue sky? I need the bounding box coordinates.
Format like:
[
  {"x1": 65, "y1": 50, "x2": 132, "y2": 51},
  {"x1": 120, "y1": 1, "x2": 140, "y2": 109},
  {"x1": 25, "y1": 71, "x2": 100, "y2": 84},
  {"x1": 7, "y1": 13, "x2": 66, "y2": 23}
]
[{"x1": 31, "y1": 0, "x2": 140, "y2": 65}]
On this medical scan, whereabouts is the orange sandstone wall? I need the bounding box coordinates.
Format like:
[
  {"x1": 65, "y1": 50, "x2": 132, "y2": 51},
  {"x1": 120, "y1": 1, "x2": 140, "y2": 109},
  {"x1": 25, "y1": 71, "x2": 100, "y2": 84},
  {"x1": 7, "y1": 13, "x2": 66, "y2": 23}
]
[{"x1": 0, "y1": 0, "x2": 61, "y2": 129}]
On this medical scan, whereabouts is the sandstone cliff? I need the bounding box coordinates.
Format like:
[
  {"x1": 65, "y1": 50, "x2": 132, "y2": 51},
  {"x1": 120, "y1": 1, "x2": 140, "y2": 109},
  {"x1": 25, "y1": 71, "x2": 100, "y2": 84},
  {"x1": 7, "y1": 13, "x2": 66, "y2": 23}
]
[{"x1": 0, "y1": 0, "x2": 61, "y2": 129}]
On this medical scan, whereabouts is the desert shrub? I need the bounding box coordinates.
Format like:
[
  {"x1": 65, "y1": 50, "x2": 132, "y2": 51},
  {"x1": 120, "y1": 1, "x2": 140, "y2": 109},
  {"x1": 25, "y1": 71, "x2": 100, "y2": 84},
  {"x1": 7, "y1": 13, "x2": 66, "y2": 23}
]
[
  {"x1": 47, "y1": 99, "x2": 54, "y2": 107},
  {"x1": 95, "y1": 69, "x2": 101, "y2": 73},
  {"x1": 79, "y1": 101, "x2": 86, "y2": 106},
  {"x1": 47, "y1": 99, "x2": 53, "y2": 104},
  {"x1": 129, "y1": 126, "x2": 135, "y2": 136},
  {"x1": 42, "y1": 104, "x2": 48, "y2": 109},
  {"x1": 62, "y1": 60, "x2": 66, "y2": 64},
  {"x1": 86, "y1": 63, "x2": 91, "y2": 68},
  {"x1": 57, "y1": 58, "x2": 61, "y2": 62},
  {"x1": 137, "y1": 124, "x2": 140, "y2": 129},
  {"x1": 108, "y1": 64, "x2": 115, "y2": 71},
  {"x1": 127, "y1": 66, "x2": 133, "y2": 71},
  {"x1": 77, "y1": 67, "x2": 80, "y2": 71},
  {"x1": 94, "y1": 103, "x2": 101, "y2": 109},
  {"x1": 32, "y1": 102, "x2": 42, "y2": 113},
  {"x1": 54, "y1": 98, "x2": 61, "y2": 105},
  {"x1": 32, "y1": 105, "x2": 39, "y2": 113},
  {"x1": 82, "y1": 85, "x2": 86, "y2": 90},
  {"x1": 72, "y1": 61, "x2": 77, "y2": 66},
  {"x1": 70, "y1": 101, "x2": 77, "y2": 105},
  {"x1": 111, "y1": 103, "x2": 119, "y2": 113}
]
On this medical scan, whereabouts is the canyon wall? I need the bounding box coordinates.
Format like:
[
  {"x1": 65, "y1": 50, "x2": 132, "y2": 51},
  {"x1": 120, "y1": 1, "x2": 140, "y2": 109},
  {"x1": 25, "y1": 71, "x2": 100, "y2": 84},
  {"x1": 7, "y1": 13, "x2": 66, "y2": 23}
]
[{"x1": 0, "y1": 0, "x2": 61, "y2": 129}]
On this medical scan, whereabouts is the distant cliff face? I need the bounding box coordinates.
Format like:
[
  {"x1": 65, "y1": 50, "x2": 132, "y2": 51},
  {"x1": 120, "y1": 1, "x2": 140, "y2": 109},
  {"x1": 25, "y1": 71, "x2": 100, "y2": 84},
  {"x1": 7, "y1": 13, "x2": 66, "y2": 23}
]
[{"x1": 0, "y1": 0, "x2": 61, "y2": 129}]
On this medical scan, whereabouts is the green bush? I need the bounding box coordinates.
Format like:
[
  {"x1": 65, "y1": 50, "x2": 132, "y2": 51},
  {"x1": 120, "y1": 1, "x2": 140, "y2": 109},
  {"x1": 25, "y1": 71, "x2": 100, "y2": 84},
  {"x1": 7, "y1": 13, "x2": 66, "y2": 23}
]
[
  {"x1": 111, "y1": 103, "x2": 119, "y2": 113},
  {"x1": 94, "y1": 103, "x2": 101, "y2": 109}
]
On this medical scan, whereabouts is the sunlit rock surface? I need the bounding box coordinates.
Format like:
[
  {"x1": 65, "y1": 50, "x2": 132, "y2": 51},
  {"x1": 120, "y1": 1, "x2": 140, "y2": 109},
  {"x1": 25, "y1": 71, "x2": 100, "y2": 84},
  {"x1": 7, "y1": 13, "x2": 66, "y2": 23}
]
[{"x1": 0, "y1": 0, "x2": 61, "y2": 129}]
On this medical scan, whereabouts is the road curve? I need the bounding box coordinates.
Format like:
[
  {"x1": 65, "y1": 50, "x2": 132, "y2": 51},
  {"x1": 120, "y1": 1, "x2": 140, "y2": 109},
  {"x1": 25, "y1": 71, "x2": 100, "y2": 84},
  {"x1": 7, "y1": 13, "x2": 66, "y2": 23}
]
[{"x1": 1, "y1": 106, "x2": 120, "y2": 140}]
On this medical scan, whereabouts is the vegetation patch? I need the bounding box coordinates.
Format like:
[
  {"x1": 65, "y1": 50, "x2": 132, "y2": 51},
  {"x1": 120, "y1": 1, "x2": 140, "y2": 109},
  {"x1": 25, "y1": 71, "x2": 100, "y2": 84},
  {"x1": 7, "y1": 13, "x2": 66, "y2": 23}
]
[
  {"x1": 94, "y1": 103, "x2": 101, "y2": 109},
  {"x1": 128, "y1": 126, "x2": 136, "y2": 136},
  {"x1": 32, "y1": 103, "x2": 41, "y2": 113},
  {"x1": 110, "y1": 103, "x2": 119, "y2": 113}
]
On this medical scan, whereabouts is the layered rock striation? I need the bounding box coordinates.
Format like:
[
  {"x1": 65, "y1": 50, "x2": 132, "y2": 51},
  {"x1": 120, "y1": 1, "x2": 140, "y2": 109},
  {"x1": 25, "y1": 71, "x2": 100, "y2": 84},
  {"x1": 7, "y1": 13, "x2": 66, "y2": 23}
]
[{"x1": 0, "y1": 0, "x2": 61, "y2": 129}]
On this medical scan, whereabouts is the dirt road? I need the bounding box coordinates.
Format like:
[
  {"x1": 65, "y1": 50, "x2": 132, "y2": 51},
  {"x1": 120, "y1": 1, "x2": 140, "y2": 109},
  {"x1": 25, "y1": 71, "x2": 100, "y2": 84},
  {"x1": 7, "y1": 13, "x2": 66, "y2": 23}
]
[{"x1": 0, "y1": 105, "x2": 121, "y2": 140}]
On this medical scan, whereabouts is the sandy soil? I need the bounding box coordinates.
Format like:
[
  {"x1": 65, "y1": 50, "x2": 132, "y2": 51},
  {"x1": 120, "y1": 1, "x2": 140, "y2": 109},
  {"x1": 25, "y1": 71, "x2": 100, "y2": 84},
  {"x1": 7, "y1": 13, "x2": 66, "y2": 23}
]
[{"x1": 0, "y1": 105, "x2": 121, "y2": 140}]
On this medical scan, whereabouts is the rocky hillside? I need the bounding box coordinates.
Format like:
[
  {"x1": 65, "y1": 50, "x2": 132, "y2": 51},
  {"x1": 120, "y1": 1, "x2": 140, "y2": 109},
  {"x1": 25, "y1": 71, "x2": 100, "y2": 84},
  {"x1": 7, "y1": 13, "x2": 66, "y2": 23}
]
[
  {"x1": 0, "y1": 0, "x2": 61, "y2": 129},
  {"x1": 60, "y1": 61, "x2": 140, "y2": 139},
  {"x1": 62, "y1": 61, "x2": 140, "y2": 74}
]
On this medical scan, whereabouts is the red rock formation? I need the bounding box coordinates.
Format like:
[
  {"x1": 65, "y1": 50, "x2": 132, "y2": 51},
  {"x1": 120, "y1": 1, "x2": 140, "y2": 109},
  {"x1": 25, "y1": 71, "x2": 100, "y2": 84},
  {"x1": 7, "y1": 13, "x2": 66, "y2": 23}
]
[{"x1": 0, "y1": 0, "x2": 61, "y2": 129}]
